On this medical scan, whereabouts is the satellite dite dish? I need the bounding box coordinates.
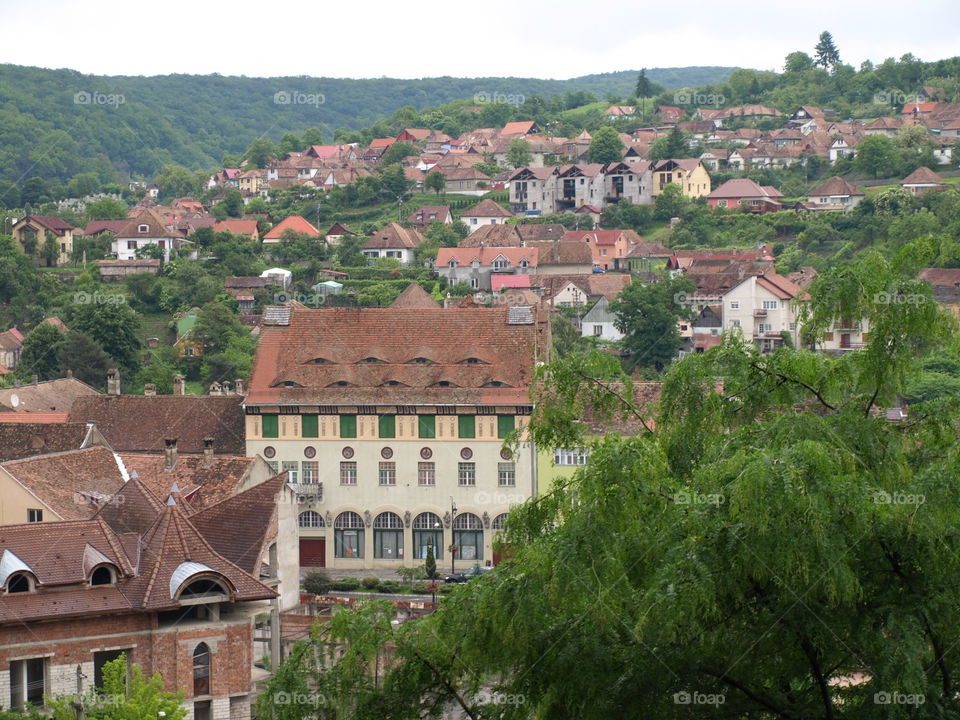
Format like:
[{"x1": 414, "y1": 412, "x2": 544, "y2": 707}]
[{"x1": 10, "y1": 394, "x2": 19, "y2": 408}]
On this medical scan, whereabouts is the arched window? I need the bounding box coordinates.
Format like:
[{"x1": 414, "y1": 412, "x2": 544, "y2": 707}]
[
  {"x1": 299, "y1": 511, "x2": 324, "y2": 528},
  {"x1": 453, "y1": 513, "x2": 483, "y2": 562},
  {"x1": 374, "y1": 512, "x2": 404, "y2": 559},
  {"x1": 90, "y1": 565, "x2": 116, "y2": 586},
  {"x1": 492, "y1": 513, "x2": 509, "y2": 530},
  {"x1": 179, "y1": 577, "x2": 229, "y2": 600},
  {"x1": 413, "y1": 512, "x2": 442, "y2": 560},
  {"x1": 334, "y1": 511, "x2": 364, "y2": 559},
  {"x1": 193, "y1": 643, "x2": 210, "y2": 696},
  {"x1": 6, "y1": 572, "x2": 34, "y2": 594}
]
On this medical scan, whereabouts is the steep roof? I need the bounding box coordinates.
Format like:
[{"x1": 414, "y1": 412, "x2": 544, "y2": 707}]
[
  {"x1": 115, "y1": 207, "x2": 183, "y2": 239},
  {"x1": 525, "y1": 240, "x2": 592, "y2": 265},
  {"x1": 808, "y1": 176, "x2": 864, "y2": 197},
  {"x1": 362, "y1": 222, "x2": 425, "y2": 250},
  {"x1": 458, "y1": 224, "x2": 524, "y2": 248},
  {"x1": 263, "y1": 215, "x2": 320, "y2": 239},
  {"x1": 246, "y1": 306, "x2": 546, "y2": 406},
  {"x1": 437, "y1": 247, "x2": 538, "y2": 267},
  {"x1": 0, "y1": 422, "x2": 103, "y2": 462},
  {"x1": 83, "y1": 220, "x2": 129, "y2": 236},
  {"x1": 501, "y1": 121, "x2": 536, "y2": 136},
  {"x1": 0, "y1": 377, "x2": 100, "y2": 413},
  {"x1": 530, "y1": 273, "x2": 632, "y2": 301},
  {"x1": 67, "y1": 396, "x2": 246, "y2": 455},
  {"x1": 388, "y1": 284, "x2": 442, "y2": 309},
  {"x1": 462, "y1": 198, "x2": 514, "y2": 218},
  {"x1": 1, "y1": 447, "x2": 127, "y2": 521},
  {"x1": 708, "y1": 178, "x2": 783, "y2": 199},
  {"x1": 901, "y1": 166, "x2": 945, "y2": 185},
  {"x1": 119, "y1": 453, "x2": 257, "y2": 512},
  {"x1": 213, "y1": 219, "x2": 259, "y2": 236},
  {"x1": 21, "y1": 215, "x2": 75, "y2": 234},
  {"x1": 516, "y1": 224, "x2": 566, "y2": 241}
]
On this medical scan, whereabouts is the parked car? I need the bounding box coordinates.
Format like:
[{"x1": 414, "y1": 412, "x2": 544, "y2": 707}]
[{"x1": 443, "y1": 564, "x2": 492, "y2": 583}]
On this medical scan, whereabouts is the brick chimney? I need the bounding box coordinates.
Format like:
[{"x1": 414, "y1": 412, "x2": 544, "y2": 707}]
[
  {"x1": 144, "y1": 383, "x2": 156, "y2": 396},
  {"x1": 106, "y1": 368, "x2": 121, "y2": 395},
  {"x1": 164, "y1": 438, "x2": 178, "y2": 471},
  {"x1": 203, "y1": 437, "x2": 214, "y2": 468},
  {"x1": 173, "y1": 374, "x2": 186, "y2": 396}
]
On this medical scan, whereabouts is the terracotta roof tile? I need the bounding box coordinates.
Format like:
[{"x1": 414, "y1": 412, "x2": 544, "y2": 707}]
[
  {"x1": 388, "y1": 284, "x2": 441, "y2": 309},
  {"x1": 0, "y1": 378, "x2": 100, "y2": 413},
  {"x1": 0, "y1": 422, "x2": 100, "y2": 462},
  {"x1": 264, "y1": 215, "x2": 321, "y2": 239}
]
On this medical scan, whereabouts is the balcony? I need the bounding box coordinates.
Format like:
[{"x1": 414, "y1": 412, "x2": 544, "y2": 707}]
[
  {"x1": 297, "y1": 483, "x2": 323, "y2": 503},
  {"x1": 753, "y1": 309, "x2": 767, "y2": 317}
]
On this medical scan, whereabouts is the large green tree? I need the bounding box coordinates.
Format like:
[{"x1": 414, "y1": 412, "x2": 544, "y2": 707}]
[
  {"x1": 611, "y1": 274, "x2": 695, "y2": 370},
  {"x1": 15, "y1": 322, "x2": 65, "y2": 382},
  {"x1": 588, "y1": 126, "x2": 624, "y2": 165},
  {"x1": 814, "y1": 31, "x2": 841, "y2": 69}
]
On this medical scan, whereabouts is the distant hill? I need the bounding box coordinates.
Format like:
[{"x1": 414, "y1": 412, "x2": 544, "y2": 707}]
[{"x1": 0, "y1": 64, "x2": 737, "y2": 186}]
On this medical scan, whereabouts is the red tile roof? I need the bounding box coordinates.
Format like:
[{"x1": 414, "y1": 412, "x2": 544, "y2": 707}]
[
  {"x1": 0, "y1": 412, "x2": 69, "y2": 423},
  {"x1": 246, "y1": 306, "x2": 546, "y2": 406},
  {"x1": 362, "y1": 222, "x2": 426, "y2": 250},
  {"x1": 214, "y1": 219, "x2": 260, "y2": 236},
  {"x1": 437, "y1": 246, "x2": 538, "y2": 267},
  {"x1": 462, "y1": 198, "x2": 513, "y2": 218},
  {"x1": 263, "y1": 215, "x2": 320, "y2": 239},
  {"x1": 0, "y1": 421, "x2": 101, "y2": 462},
  {"x1": 808, "y1": 176, "x2": 864, "y2": 197},
  {"x1": 388, "y1": 284, "x2": 441, "y2": 309},
  {"x1": 708, "y1": 178, "x2": 783, "y2": 199},
  {"x1": 901, "y1": 166, "x2": 945, "y2": 185}
]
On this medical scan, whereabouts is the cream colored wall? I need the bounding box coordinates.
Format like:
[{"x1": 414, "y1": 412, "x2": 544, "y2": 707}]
[
  {"x1": 722, "y1": 278, "x2": 798, "y2": 346},
  {"x1": 0, "y1": 468, "x2": 58, "y2": 526},
  {"x1": 246, "y1": 414, "x2": 534, "y2": 570}
]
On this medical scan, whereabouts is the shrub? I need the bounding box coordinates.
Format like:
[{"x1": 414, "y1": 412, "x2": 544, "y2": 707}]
[
  {"x1": 438, "y1": 584, "x2": 457, "y2": 595},
  {"x1": 377, "y1": 580, "x2": 400, "y2": 594},
  {"x1": 411, "y1": 582, "x2": 431, "y2": 594},
  {"x1": 302, "y1": 570, "x2": 332, "y2": 595},
  {"x1": 361, "y1": 577, "x2": 380, "y2": 590},
  {"x1": 331, "y1": 577, "x2": 360, "y2": 591}
]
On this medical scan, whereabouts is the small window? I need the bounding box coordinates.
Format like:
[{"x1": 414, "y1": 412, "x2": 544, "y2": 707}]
[
  {"x1": 261, "y1": 414, "x2": 279, "y2": 439},
  {"x1": 458, "y1": 462, "x2": 476, "y2": 486},
  {"x1": 93, "y1": 650, "x2": 126, "y2": 690},
  {"x1": 498, "y1": 463, "x2": 516, "y2": 486},
  {"x1": 458, "y1": 415, "x2": 476, "y2": 438},
  {"x1": 302, "y1": 414, "x2": 319, "y2": 438},
  {"x1": 418, "y1": 462, "x2": 435, "y2": 485},
  {"x1": 193, "y1": 643, "x2": 210, "y2": 696},
  {"x1": 340, "y1": 415, "x2": 357, "y2": 438},
  {"x1": 554, "y1": 448, "x2": 588, "y2": 466},
  {"x1": 90, "y1": 566, "x2": 115, "y2": 586},
  {"x1": 418, "y1": 415, "x2": 436, "y2": 438},
  {"x1": 6, "y1": 573, "x2": 33, "y2": 594},
  {"x1": 379, "y1": 462, "x2": 396, "y2": 485},
  {"x1": 307, "y1": 357, "x2": 332, "y2": 364},
  {"x1": 137, "y1": 224, "x2": 149, "y2": 233},
  {"x1": 497, "y1": 415, "x2": 514, "y2": 439},
  {"x1": 593, "y1": 324, "x2": 603, "y2": 336},
  {"x1": 379, "y1": 415, "x2": 396, "y2": 439},
  {"x1": 282, "y1": 461, "x2": 299, "y2": 484},
  {"x1": 730, "y1": 301, "x2": 739, "y2": 310},
  {"x1": 127, "y1": 240, "x2": 138, "y2": 250},
  {"x1": 340, "y1": 462, "x2": 357, "y2": 485},
  {"x1": 27, "y1": 509, "x2": 42, "y2": 523},
  {"x1": 299, "y1": 510, "x2": 324, "y2": 528},
  {"x1": 762, "y1": 300, "x2": 779, "y2": 310}
]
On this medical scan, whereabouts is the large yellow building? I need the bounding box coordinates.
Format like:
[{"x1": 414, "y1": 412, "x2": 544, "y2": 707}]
[
  {"x1": 651, "y1": 158, "x2": 712, "y2": 199},
  {"x1": 244, "y1": 302, "x2": 550, "y2": 571}
]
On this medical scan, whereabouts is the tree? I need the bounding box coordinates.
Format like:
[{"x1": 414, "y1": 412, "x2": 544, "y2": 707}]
[
  {"x1": 56, "y1": 332, "x2": 112, "y2": 390},
  {"x1": 855, "y1": 134, "x2": 898, "y2": 178},
  {"x1": 379, "y1": 142, "x2": 418, "y2": 166},
  {"x1": 424, "y1": 170, "x2": 446, "y2": 196},
  {"x1": 192, "y1": 301, "x2": 247, "y2": 355},
  {"x1": 653, "y1": 183, "x2": 687, "y2": 221},
  {"x1": 814, "y1": 30, "x2": 841, "y2": 69},
  {"x1": 663, "y1": 126, "x2": 688, "y2": 159},
  {"x1": 86, "y1": 197, "x2": 128, "y2": 220},
  {"x1": 303, "y1": 570, "x2": 333, "y2": 595},
  {"x1": 67, "y1": 300, "x2": 141, "y2": 373},
  {"x1": 784, "y1": 51, "x2": 815, "y2": 73},
  {"x1": 15, "y1": 322, "x2": 65, "y2": 382},
  {"x1": 588, "y1": 126, "x2": 624, "y2": 165},
  {"x1": 506, "y1": 139, "x2": 532, "y2": 169},
  {"x1": 635, "y1": 68, "x2": 654, "y2": 115},
  {"x1": 277, "y1": 132, "x2": 303, "y2": 156},
  {"x1": 424, "y1": 538, "x2": 437, "y2": 579},
  {"x1": 48, "y1": 655, "x2": 186, "y2": 720},
  {"x1": 154, "y1": 164, "x2": 200, "y2": 199},
  {"x1": 244, "y1": 138, "x2": 276, "y2": 169},
  {"x1": 302, "y1": 127, "x2": 325, "y2": 147},
  {"x1": 610, "y1": 274, "x2": 696, "y2": 370},
  {"x1": 0, "y1": 179, "x2": 21, "y2": 209},
  {"x1": 20, "y1": 177, "x2": 50, "y2": 205},
  {"x1": 379, "y1": 164, "x2": 413, "y2": 200}
]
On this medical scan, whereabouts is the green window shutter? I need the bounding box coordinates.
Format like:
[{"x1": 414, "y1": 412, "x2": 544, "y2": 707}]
[
  {"x1": 340, "y1": 414, "x2": 357, "y2": 439},
  {"x1": 302, "y1": 414, "x2": 319, "y2": 438},
  {"x1": 261, "y1": 414, "x2": 279, "y2": 439},
  {"x1": 379, "y1": 415, "x2": 396, "y2": 439},
  {"x1": 458, "y1": 415, "x2": 476, "y2": 439},
  {"x1": 497, "y1": 415, "x2": 515, "y2": 439},
  {"x1": 418, "y1": 415, "x2": 436, "y2": 439}
]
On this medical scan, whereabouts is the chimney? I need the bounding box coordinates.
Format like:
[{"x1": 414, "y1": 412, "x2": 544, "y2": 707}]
[
  {"x1": 164, "y1": 438, "x2": 177, "y2": 471},
  {"x1": 31, "y1": 374, "x2": 38, "y2": 385},
  {"x1": 106, "y1": 368, "x2": 121, "y2": 395},
  {"x1": 65, "y1": 369, "x2": 73, "y2": 378},
  {"x1": 203, "y1": 437, "x2": 214, "y2": 468},
  {"x1": 173, "y1": 374, "x2": 186, "y2": 396},
  {"x1": 234, "y1": 378, "x2": 244, "y2": 395},
  {"x1": 144, "y1": 383, "x2": 156, "y2": 396}
]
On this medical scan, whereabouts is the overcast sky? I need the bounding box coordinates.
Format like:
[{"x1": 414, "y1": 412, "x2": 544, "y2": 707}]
[{"x1": 2, "y1": 0, "x2": 958, "y2": 79}]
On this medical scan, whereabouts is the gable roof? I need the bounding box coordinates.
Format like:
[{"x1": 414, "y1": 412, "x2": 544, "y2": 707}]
[
  {"x1": 362, "y1": 222, "x2": 426, "y2": 250},
  {"x1": 901, "y1": 166, "x2": 945, "y2": 185},
  {"x1": 407, "y1": 206, "x2": 452, "y2": 225},
  {"x1": 0, "y1": 377, "x2": 101, "y2": 413},
  {"x1": 389, "y1": 284, "x2": 442, "y2": 309},
  {"x1": 516, "y1": 224, "x2": 567, "y2": 241},
  {"x1": 115, "y1": 207, "x2": 183, "y2": 239},
  {"x1": 67, "y1": 396, "x2": 246, "y2": 455},
  {"x1": 213, "y1": 219, "x2": 259, "y2": 236},
  {"x1": 83, "y1": 220, "x2": 129, "y2": 236},
  {"x1": 437, "y1": 247, "x2": 538, "y2": 267},
  {"x1": 1, "y1": 446, "x2": 127, "y2": 521},
  {"x1": 20, "y1": 215, "x2": 76, "y2": 234},
  {"x1": 246, "y1": 306, "x2": 545, "y2": 406},
  {"x1": 0, "y1": 422, "x2": 104, "y2": 462},
  {"x1": 462, "y1": 198, "x2": 514, "y2": 218},
  {"x1": 708, "y1": 178, "x2": 783, "y2": 199},
  {"x1": 263, "y1": 215, "x2": 321, "y2": 239},
  {"x1": 458, "y1": 224, "x2": 524, "y2": 248},
  {"x1": 525, "y1": 240, "x2": 593, "y2": 265},
  {"x1": 808, "y1": 176, "x2": 864, "y2": 197},
  {"x1": 501, "y1": 121, "x2": 536, "y2": 136}
]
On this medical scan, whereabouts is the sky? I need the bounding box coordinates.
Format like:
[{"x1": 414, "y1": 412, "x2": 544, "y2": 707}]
[{"x1": 1, "y1": 0, "x2": 958, "y2": 79}]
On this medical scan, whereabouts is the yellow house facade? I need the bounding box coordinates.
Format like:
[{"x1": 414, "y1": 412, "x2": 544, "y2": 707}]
[{"x1": 651, "y1": 159, "x2": 711, "y2": 199}]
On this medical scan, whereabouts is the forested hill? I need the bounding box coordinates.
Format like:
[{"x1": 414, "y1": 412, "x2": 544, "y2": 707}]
[{"x1": 0, "y1": 64, "x2": 736, "y2": 184}]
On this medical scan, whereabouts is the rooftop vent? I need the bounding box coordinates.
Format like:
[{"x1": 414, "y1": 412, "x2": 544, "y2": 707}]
[{"x1": 507, "y1": 306, "x2": 534, "y2": 325}]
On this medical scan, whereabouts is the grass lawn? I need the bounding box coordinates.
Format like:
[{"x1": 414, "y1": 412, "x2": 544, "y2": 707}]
[{"x1": 185, "y1": 380, "x2": 205, "y2": 395}]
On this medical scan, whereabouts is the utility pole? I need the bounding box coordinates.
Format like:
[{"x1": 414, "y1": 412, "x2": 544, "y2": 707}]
[{"x1": 450, "y1": 498, "x2": 458, "y2": 575}]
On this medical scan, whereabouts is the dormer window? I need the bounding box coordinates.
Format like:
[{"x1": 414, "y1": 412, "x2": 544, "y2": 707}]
[
  {"x1": 431, "y1": 380, "x2": 458, "y2": 387},
  {"x1": 460, "y1": 358, "x2": 486, "y2": 365},
  {"x1": 360, "y1": 357, "x2": 385, "y2": 364},
  {"x1": 520, "y1": 259, "x2": 529, "y2": 269},
  {"x1": 90, "y1": 565, "x2": 116, "y2": 586},
  {"x1": 6, "y1": 572, "x2": 35, "y2": 594},
  {"x1": 409, "y1": 357, "x2": 434, "y2": 364},
  {"x1": 449, "y1": 260, "x2": 458, "y2": 268},
  {"x1": 381, "y1": 380, "x2": 408, "y2": 386},
  {"x1": 483, "y1": 381, "x2": 511, "y2": 387},
  {"x1": 328, "y1": 381, "x2": 354, "y2": 387},
  {"x1": 137, "y1": 224, "x2": 149, "y2": 233},
  {"x1": 307, "y1": 357, "x2": 332, "y2": 364},
  {"x1": 493, "y1": 257, "x2": 508, "y2": 271}
]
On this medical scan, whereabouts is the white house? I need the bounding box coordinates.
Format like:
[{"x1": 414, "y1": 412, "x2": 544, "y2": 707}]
[
  {"x1": 460, "y1": 199, "x2": 514, "y2": 233},
  {"x1": 579, "y1": 296, "x2": 623, "y2": 342},
  {"x1": 111, "y1": 208, "x2": 189, "y2": 262},
  {"x1": 361, "y1": 223, "x2": 426, "y2": 265},
  {"x1": 722, "y1": 273, "x2": 803, "y2": 353}
]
